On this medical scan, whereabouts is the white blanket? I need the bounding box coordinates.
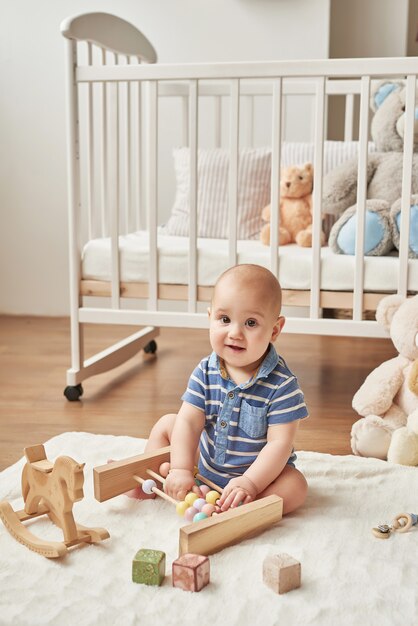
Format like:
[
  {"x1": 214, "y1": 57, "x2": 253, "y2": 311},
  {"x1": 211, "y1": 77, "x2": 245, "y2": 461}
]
[{"x1": 1, "y1": 432, "x2": 417, "y2": 626}]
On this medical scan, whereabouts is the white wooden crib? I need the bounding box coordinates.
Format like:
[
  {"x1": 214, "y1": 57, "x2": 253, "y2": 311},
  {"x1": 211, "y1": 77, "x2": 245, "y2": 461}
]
[{"x1": 61, "y1": 12, "x2": 418, "y2": 400}]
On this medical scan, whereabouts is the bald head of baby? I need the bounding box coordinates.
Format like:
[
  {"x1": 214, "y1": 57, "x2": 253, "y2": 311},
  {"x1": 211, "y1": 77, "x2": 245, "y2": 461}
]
[{"x1": 212, "y1": 264, "x2": 282, "y2": 318}]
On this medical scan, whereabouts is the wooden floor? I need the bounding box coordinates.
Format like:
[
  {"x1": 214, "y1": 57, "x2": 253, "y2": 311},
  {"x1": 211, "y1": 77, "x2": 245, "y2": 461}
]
[{"x1": 0, "y1": 315, "x2": 396, "y2": 471}]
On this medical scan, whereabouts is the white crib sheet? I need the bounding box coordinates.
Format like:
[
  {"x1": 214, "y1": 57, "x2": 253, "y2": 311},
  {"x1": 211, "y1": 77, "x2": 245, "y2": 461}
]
[{"x1": 82, "y1": 231, "x2": 418, "y2": 293}]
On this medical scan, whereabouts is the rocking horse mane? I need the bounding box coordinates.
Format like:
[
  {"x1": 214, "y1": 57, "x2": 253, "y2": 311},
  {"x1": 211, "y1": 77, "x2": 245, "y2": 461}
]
[{"x1": 53, "y1": 456, "x2": 85, "y2": 498}]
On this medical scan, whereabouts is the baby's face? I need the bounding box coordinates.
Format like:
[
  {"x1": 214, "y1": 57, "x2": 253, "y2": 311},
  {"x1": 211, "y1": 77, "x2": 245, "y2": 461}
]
[{"x1": 209, "y1": 276, "x2": 283, "y2": 372}]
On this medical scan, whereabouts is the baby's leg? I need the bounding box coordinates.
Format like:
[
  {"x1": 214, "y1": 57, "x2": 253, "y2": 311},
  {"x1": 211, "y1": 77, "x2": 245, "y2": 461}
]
[
  {"x1": 144, "y1": 413, "x2": 177, "y2": 478},
  {"x1": 145, "y1": 413, "x2": 177, "y2": 452},
  {"x1": 257, "y1": 465, "x2": 307, "y2": 515}
]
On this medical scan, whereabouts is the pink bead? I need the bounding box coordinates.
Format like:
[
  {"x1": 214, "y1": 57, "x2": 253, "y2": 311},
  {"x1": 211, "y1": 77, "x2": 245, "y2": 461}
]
[
  {"x1": 193, "y1": 498, "x2": 206, "y2": 512},
  {"x1": 184, "y1": 506, "x2": 199, "y2": 522},
  {"x1": 201, "y1": 503, "x2": 216, "y2": 516},
  {"x1": 199, "y1": 485, "x2": 211, "y2": 496}
]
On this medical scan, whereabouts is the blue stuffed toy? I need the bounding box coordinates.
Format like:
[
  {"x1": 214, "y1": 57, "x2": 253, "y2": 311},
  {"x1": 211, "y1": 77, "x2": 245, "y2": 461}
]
[{"x1": 323, "y1": 81, "x2": 418, "y2": 258}]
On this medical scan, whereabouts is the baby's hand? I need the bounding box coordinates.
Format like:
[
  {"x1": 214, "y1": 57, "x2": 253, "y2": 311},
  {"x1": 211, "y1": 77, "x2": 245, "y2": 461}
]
[
  {"x1": 164, "y1": 469, "x2": 199, "y2": 501},
  {"x1": 218, "y1": 476, "x2": 258, "y2": 511}
]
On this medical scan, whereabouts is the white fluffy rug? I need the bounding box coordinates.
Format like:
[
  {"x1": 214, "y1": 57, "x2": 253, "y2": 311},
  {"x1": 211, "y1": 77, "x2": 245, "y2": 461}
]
[{"x1": 1, "y1": 432, "x2": 418, "y2": 626}]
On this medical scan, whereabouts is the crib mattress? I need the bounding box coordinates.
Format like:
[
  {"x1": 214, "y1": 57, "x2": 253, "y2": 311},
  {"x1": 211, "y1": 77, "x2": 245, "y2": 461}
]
[{"x1": 82, "y1": 231, "x2": 418, "y2": 293}]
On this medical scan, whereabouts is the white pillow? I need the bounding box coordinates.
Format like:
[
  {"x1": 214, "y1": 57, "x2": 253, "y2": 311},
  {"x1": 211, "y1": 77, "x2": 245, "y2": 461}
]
[{"x1": 161, "y1": 147, "x2": 271, "y2": 240}]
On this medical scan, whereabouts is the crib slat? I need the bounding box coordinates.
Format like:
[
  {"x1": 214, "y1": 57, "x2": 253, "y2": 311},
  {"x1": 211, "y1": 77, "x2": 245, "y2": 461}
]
[
  {"x1": 132, "y1": 65, "x2": 142, "y2": 231},
  {"x1": 214, "y1": 96, "x2": 222, "y2": 148},
  {"x1": 344, "y1": 94, "x2": 355, "y2": 142},
  {"x1": 310, "y1": 76, "x2": 325, "y2": 320},
  {"x1": 124, "y1": 63, "x2": 131, "y2": 233},
  {"x1": 99, "y1": 49, "x2": 108, "y2": 237},
  {"x1": 85, "y1": 43, "x2": 94, "y2": 240},
  {"x1": 146, "y1": 80, "x2": 158, "y2": 310},
  {"x1": 270, "y1": 79, "x2": 282, "y2": 277},
  {"x1": 188, "y1": 80, "x2": 198, "y2": 313},
  {"x1": 228, "y1": 79, "x2": 240, "y2": 267},
  {"x1": 110, "y1": 54, "x2": 121, "y2": 309},
  {"x1": 182, "y1": 96, "x2": 189, "y2": 147},
  {"x1": 397, "y1": 74, "x2": 415, "y2": 297},
  {"x1": 353, "y1": 75, "x2": 371, "y2": 321}
]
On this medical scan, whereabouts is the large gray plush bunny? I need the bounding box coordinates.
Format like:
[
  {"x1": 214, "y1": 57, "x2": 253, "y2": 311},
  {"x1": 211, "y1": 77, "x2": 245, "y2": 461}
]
[{"x1": 323, "y1": 81, "x2": 418, "y2": 258}]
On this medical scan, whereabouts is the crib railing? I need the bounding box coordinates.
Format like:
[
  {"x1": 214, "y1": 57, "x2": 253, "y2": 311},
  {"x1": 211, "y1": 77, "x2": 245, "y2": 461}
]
[{"x1": 62, "y1": 13, "x2": 416, "y2": 349}]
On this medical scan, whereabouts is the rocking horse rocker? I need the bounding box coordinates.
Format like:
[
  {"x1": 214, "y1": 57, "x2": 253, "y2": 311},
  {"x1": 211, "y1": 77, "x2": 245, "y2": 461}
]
[{"x1": 0, "y1": 444, "x2": 109, "y2": 558}]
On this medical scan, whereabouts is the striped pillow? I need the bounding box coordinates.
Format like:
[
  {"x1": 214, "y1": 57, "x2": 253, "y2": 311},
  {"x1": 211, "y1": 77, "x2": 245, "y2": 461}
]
[
  {"x1": 281, "y1": 140, "x2": 376, "y2": 173},
  {"x1": 162, "y1": 147, "x2": 271, "y2": 240}
]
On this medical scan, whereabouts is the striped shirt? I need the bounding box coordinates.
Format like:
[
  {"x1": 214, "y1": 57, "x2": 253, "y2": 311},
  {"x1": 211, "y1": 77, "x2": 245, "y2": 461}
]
[{"x1": 181, "y1": 344, "x2": 308, "y2": 489}]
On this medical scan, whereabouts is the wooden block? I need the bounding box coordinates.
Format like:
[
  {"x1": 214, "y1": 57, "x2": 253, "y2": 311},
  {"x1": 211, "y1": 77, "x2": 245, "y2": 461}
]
[
  {"x1": 172, "y1": 553, "x2": 210, "y2": 592},
  {"x1": 179, "y1": 495, "x2": 282, "y2": 557},
  {"x1": 263, "y1": 553, "x2": 301, "y2": 594},
  {"x1": 132, "y1": 549, "x2": 166, "y2": 586}
]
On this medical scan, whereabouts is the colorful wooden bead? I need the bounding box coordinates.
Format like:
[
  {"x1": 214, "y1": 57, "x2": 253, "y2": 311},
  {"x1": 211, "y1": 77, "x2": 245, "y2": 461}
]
[
  {"x1": 141, "y1": 479, "x2": 157, "y2": 495},
  {"x1": 193, "y1": 512, "x2": 208, "y2": 523},
  {"x1": 184, "y1": 506, "x2": 199, "y2": 522},
  {"x1": 172, "y1": 553, "x2": 210, "y2": 592},
  {"x1": 205, "y1": 490, "x2": 220, "y2": 505},
  {"x1": 201, "y1": 503, "x2": 216, "y2": 517},
  {"x1": 176, "y1": 501, "x2": 189, "y2": 517},
  {"x1": 184, "y1": 492, "x2": 198, "y2": 506},
  {"x1": 199, "y1": 485, "x2": 211, "y2": 496},
  {"x1": 132, "y1": 548, "x2": 166, "y2": 586},
  {"x1": 263, "y1": 553, "x2": 301, "y2": 594},
  {"x1": 193, "y1": 498, "x2": 206, "y2": 511}
]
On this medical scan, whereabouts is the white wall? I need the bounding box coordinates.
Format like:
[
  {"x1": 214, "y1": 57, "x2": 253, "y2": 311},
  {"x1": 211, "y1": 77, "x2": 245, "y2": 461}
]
[
  {"x1": 1, "y1": 0, "x2": 332, "y2": 315},
  {"x1": 330, "y1": 0, "x2": 409, "y2": 58}
]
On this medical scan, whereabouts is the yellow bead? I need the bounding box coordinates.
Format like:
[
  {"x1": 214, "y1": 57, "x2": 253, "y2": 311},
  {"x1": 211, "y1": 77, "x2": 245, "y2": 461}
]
[
  {"x1": 205, "y1": 490, "x2": 220, "y2": 505},
  {"x1": 184, "y1": 492, "x2": 198, "y2": 506},
  {"x1": 176, "y1": 501, "x2": 189, "y2": 517}
]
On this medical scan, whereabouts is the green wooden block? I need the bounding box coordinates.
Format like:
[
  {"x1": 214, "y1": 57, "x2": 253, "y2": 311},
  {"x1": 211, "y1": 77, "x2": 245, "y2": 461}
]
[{"x1": 132, "y1": 548, "x2": 166, "y2": 586}]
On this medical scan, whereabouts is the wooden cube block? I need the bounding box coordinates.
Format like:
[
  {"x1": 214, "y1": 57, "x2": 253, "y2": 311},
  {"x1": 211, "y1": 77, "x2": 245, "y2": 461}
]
[
  {"x1": 132, "y1": 548, "x2": 166, "y2": 586},
  {"x1": 263, "y1": 553, "x2": 301, "y2": 594},
  {"x1": 172, "y1": 553, "x2": 210, "y2": 592}
]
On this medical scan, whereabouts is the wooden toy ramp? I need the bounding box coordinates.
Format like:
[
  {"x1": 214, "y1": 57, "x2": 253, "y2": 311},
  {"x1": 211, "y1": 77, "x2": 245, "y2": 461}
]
[
  {"x1": 94, "y1": 447, "x2": 283, "y2": 556},
  {"x1": 0, "y1": 444, "x2": 109, "y2": 558}
]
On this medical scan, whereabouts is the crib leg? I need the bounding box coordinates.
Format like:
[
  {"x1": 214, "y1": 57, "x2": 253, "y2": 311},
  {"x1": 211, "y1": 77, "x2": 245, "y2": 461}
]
[{"x1": 65, "y1": 326, "x2": 159, "y2": 396}]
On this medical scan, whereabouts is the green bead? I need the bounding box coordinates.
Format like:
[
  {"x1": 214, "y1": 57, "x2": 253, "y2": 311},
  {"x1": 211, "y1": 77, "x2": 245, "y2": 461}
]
[{"x1": 132, "y1": 548, "x2": 166, "y2": 586}]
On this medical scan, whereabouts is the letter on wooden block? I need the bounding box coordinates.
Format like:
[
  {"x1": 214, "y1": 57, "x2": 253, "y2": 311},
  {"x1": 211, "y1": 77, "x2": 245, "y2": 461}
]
[
  {"x1": 172, "y1": 553, "x2": 210, "y2": 592},
  {"x1": 263, "y1": 553, "x2": 301, "y2": 594},
  {"x1": 132, "y1": 548, "x2": 166, "y2": 586}
]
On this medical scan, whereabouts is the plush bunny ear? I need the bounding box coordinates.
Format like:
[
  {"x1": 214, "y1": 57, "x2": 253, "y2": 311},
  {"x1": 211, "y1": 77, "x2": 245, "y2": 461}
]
[
  {"x1": 370, "y1": 80, "x2": 403, "y2": 112},
  {"x1": 375, "y1": 294, "x2": 405, "y2": 331},
  {"x1": 303, "y1": 162, "x2": 313, "y2": 173}
]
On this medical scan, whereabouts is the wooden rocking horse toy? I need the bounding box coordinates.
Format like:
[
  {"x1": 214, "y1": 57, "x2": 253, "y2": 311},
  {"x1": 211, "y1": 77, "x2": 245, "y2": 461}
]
[{"x1": 0, "y1": 444, "x2": 109, "y2": 558}]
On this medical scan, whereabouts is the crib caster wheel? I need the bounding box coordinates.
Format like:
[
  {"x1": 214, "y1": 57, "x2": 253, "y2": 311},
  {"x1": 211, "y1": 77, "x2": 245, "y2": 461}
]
[
  {"x1": 64, "y1": 384, "x2": 84, "y2": 401},
  {"x1": 144, "y1": 340, "x2": 157, "y2": 354}
]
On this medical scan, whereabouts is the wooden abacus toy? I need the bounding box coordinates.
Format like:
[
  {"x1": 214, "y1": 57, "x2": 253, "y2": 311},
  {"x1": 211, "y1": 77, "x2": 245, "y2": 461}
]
[
  {"x1": 94, "y1": 446, "x2": 283, "y2": 557},
  {"x1": 0, "y1": 444, "x2": 109, "y2": 558}
]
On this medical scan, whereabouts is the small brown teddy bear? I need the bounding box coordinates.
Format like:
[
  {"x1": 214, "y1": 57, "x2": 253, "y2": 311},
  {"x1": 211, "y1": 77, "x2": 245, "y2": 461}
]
[{"x1": 260, "y1": 163, "x2": 325, "y2": 247}]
